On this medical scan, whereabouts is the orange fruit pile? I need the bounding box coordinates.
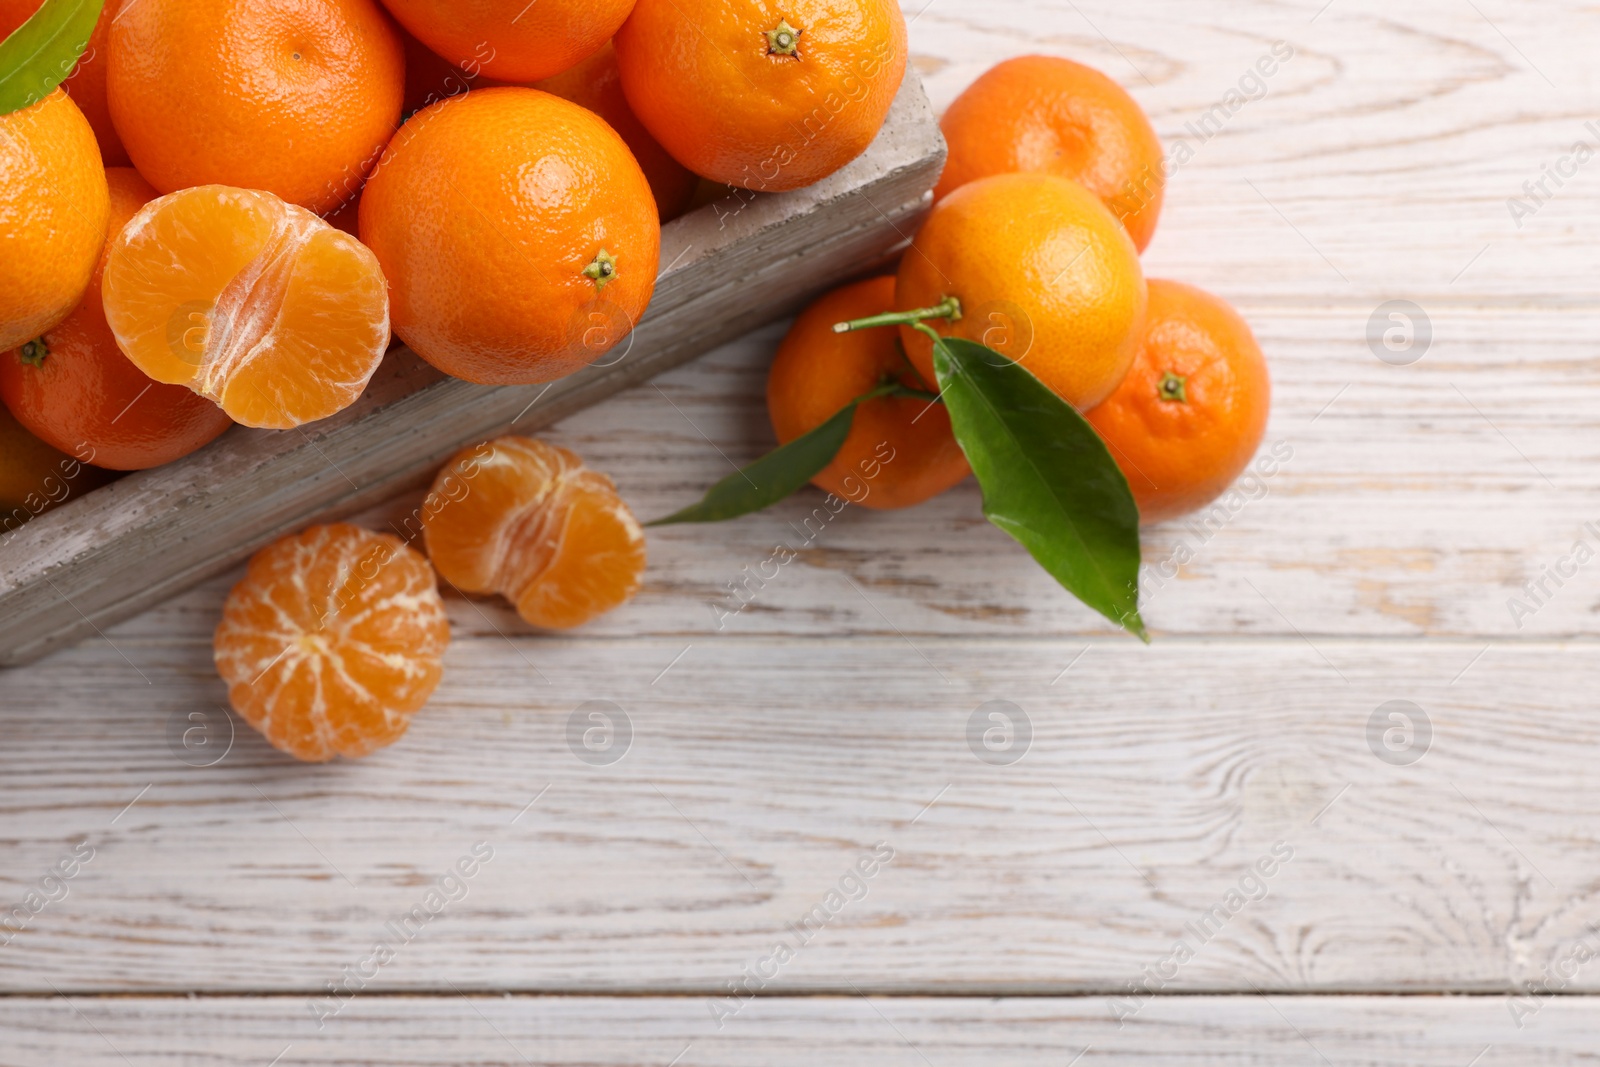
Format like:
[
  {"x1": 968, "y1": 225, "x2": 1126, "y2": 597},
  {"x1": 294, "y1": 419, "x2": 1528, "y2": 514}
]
[
  {"x1": 769, "y1": 52, "x2": 1269, "y2": 526},
  {"x1": 1, "y1": 0, "x2": 1273, "y2": 752},
  {"x1": 214, "y1": 524, "x2": 450, "y2": 762},
  {"x1": 2, "y1": 0, "x2": 916, "y2": 443},
  {"x1": 1, "y1": 0, "x2": 919, "y2": 761}
]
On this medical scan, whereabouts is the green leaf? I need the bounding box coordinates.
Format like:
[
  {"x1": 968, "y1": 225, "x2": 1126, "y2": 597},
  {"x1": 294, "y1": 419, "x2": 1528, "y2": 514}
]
[
  {"x1": 647, "y1": 400, "x2": 858, "y2": 526},
  {"x1": 933, "y1": 335, "x2": 1147, "y2": 640},
  {"x1": 0, "y1": 0, "x2": 103, "y2": 117}
]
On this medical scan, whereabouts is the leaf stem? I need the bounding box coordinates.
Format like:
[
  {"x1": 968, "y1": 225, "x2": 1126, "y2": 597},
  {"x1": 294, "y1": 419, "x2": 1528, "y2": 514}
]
[{"x1": 832, "y1": 295, "x2": 962, "y2": 334}]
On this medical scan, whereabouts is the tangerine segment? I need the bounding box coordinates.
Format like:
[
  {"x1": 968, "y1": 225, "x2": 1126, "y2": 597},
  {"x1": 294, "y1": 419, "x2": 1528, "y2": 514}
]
[
  {"x1": 101, "y1": 186, "x2": 390, "y2": 429},
  {"x1": 423, "y1": 437, "x2": 646, "y2": 630},
  {"x1": 214, "y1": 523, "x2": 450, "y2": 762}
]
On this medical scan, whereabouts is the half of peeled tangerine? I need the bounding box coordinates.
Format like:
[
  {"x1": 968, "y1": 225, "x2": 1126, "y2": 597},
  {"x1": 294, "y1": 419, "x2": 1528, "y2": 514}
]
[
  {"x1": 422, "y1": 436, "x2": 646, "y2": 630},
  {"x1": 101, "y1": 185, "x2": 390, "y2": 429}
]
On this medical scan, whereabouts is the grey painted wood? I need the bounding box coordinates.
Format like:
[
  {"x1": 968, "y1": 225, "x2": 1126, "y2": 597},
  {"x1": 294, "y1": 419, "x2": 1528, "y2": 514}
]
[
  {"x1": 0, "y1": 75, "x2": 945, "y2": 667},
  {"x1": 1, "y1": 637, "x2": 1594, "y2": 995},
  {"x1": 0, "y1": 995, "x2": 1588, "y2": 1064}
]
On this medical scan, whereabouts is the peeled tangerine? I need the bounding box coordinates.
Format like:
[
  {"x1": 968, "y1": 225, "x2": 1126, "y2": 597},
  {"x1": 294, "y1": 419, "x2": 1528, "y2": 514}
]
[
  {"x1": 422, "y1": 437, "x2": 646, "y2": 630},
  {"x1": 101, "y1": 185, "x2": 390, "y2": 429},
  {"x1": 214, "y1": 524, "x2": 450, "y2": 762}
]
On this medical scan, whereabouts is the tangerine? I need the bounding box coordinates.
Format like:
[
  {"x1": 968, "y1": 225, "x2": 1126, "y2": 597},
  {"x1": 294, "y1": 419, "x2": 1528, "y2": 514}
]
[
  {"x1": 106, "y1": 0, "x2": 405, "y2": 213},
  {"x1": 934, "y1": 55, "x2": 1165, "y2": 252},
  {"x1": 377, "y1": 0, "x2": 633, "y2": 83},
  {"x1": 1086, "y1": 280, "x2": 1270, "y2": 525},
  {"x1": 397, "y1": 23, "x2": 502, "y2": 117},
  {"x1": 102, "y1": 185, "x2": 391, "y2": 430},
  {"x1": 768, "y1": 276, "x2": 968, "y2": 509},
  {"x1": 614, "y1": 0, "x2": 907, "y2": 191},
  {"x1": 1, "y1": 168, "x2": 233, "y2": 470},
  {"x1": 0, "y1": 0, "x2": 129, "y2": 165},
  {"x1": 422, "y1": 437, "x2": 646, "y2": 630},
  {"x1": 535, "y1": 42, "x2": 698, "y2": 221},
  {"x1": 214, "y1": 523, "x2": 450, "y2": 762},
  {"x1": 0, "y1": 403, "x2": 113, "y2": 533},
  {"x1": 0, "y1": 89, "x2": 108, "y2": 352},
  {"x1": 896, "y1": 172, "x2": 1147, "y2": 411},
  {"x1": 359, "y1": 87, "x2": 658, "y2": 385}
]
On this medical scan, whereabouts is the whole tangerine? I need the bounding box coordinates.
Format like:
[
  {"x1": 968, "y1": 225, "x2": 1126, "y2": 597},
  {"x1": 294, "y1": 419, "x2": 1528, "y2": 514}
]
[
  {"x1": 106, "y1": 0, "x2": 405, "y2": 213},
  {"x1": 934, "y1": 55, "x2": 1165, "y2": 251},
  {"x1": 1086, "y1": 280, "x2": 1270, "y2": 525},
  {"x1": 615, "y1": 0, "x2": 908, "y2": 191},
  {"x1": 0, "y1": 169, "x2": 233, "y2": 470},
  {"x1": 376, "y1": 0, "x2": 634, "y2": 83},
  {"x1": 897, "y1": 172, "x2": 1147, "y2": 411},
  {"x1": 767, "y1": 276, "x2": 968, "y2": 509},
  {"x1": 359, "y1": 87, "x2": 660, "y2": 385},
  {"x1": 0, "y1": 0, "x2": 129, "y2": 165},
  {"x1": 0, "y1": 89, "x2": 109, "y2": 352}
]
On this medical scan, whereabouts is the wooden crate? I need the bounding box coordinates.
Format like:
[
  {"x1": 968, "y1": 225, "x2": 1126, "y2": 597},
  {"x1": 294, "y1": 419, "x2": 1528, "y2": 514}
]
[{"x1": 0, "y1": 74, "x2": 945, "y2": 667}]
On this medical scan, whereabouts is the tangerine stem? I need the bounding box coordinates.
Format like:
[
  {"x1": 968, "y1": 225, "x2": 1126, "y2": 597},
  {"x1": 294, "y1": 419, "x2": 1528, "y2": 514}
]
[{"x1": 832, "y1": 295, "x2": 962, "y2": 334}]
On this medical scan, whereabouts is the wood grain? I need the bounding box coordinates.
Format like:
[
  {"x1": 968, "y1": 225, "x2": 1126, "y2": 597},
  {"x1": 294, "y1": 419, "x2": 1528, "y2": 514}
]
[
  {"x1": 913, "y1": 0, "x2": 1600, "y2": 304},
  {"x1": 1, "y1": 636, "x2": 1594, "y2": 995},
  {"x1": 2, "y1": 995, "x2": 1593, "y2": 1064}
]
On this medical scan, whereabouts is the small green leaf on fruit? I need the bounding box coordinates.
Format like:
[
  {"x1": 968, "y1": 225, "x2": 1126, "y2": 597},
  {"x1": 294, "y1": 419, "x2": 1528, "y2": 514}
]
[{"x1": 0, "y1": 0, "x2": 104, "y2": 117}]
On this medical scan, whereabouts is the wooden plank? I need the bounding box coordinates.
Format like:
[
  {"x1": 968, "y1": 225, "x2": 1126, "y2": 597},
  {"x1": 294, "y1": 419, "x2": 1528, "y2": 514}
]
[
  {"x1": 1, "y1": 637, "x2": 1596, "y2": 994},
  {"x1": 98, "y1": 302, "x2": 1600, "y2": 643},
  {"x1": 0, "y1": 74, "x2": 946, "y2": 668},
  {"x1": 1, "y1": 994, "x2": 1595, "y2": 1064}
]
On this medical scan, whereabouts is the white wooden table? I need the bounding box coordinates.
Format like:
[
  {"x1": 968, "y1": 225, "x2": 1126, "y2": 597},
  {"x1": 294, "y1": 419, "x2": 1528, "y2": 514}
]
[{"x1": 3, "y1": 0, "x2": 1598, "y2": 1061}]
